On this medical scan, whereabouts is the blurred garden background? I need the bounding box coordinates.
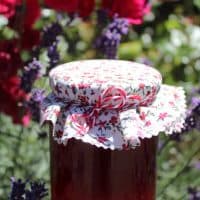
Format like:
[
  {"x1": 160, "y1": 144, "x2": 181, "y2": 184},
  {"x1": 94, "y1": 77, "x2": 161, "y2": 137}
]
[{"x1": 0, "y1": 0, "x2": 200, "y2": 199}]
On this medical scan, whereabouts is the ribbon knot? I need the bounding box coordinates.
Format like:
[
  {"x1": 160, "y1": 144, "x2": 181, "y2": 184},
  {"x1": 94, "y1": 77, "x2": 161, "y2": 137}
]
[{"x1": 69, "y1": 86, "x2": 142, "y2": 135}]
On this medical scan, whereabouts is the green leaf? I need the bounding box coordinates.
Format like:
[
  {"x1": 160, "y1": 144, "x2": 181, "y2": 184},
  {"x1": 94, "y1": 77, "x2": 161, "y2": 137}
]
[
  {"x1": 194, "y1": 0, "x2": 200, "y2": 9},
  {"x1": 1, "y1": 26, "x2": 16, "y2": 40},
  {"x1": 119, "y1": 41, "x2": 142, "y2": 60}
]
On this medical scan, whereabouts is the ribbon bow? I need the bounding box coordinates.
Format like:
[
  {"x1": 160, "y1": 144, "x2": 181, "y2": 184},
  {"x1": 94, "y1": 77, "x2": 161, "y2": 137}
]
[{"x1": 69, "y1": 86, "x2": 142, "y2": 135}]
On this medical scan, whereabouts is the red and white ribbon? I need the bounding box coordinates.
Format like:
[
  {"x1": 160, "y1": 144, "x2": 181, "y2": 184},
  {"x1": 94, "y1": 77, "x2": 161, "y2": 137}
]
[{"x1": 69, "y1": 86, "x2": 145, "y2": 134}]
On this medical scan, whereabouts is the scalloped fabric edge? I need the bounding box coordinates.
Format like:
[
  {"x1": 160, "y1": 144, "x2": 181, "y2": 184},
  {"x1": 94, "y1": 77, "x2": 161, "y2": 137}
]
[{"x1": 41, "y1": 85, "x2": 186, "y2": 150}]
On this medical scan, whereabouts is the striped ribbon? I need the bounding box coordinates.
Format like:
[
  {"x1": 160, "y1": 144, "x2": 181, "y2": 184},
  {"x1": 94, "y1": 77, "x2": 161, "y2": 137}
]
[{"x1": 69, "y1": 86, "x2": 143, "y2": 135}]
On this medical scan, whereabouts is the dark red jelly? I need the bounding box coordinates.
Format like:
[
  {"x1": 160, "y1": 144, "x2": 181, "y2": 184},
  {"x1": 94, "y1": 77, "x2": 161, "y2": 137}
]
[{"x1": 50, "y1": 137, "x2": 157, "y2": 200}]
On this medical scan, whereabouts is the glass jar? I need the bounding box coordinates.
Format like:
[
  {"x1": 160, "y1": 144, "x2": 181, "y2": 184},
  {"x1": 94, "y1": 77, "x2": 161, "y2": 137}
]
[{"x1": 50, "y1": 136, "x2": 157, "y2": 200}]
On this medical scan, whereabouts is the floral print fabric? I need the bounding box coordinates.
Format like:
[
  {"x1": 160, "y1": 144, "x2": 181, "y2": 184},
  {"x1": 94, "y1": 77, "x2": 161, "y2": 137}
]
[
  {"x1": 41, "y1": 60, "x2": 186, "y2": 150},
  {"x1": 49, "y1": 60, "x2": 162, "y2": 107}
]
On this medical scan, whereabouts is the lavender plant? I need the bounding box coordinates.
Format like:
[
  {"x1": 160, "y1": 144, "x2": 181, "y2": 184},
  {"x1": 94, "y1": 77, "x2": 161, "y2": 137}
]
[
  {"x1": 95, "y1": 15, "x2": 129, "y2": 59},
  {"x1": 27, "y1": 89, "x2": 45, "y2": 123},
  {"x1": 9, "y1": 178, "x2": 48, "y2": 200},
  {"x1": 47, "y1": 40, "x2": 60, "y2": 71},
  {"x1": 41, "y1": 22, "x2": 62, "y2": 48},
  {"x1": 20, "y1": 21, "x2": 63, "y2": 93},
  {"x1": 20, "y1": 59, "x2": 44, "y2": 93},
  {"x1": 170, "y1": 87, "x2": 200, "y2": 142},
  {"x1": 10, "y1": 178, "x2": 26, "y2": 200},
  {"x1": 188, "y1": 187, "x2": 200, "y2": 200}
]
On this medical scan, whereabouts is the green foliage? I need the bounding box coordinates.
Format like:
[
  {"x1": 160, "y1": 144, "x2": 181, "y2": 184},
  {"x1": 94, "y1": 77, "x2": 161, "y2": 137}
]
[
  {"x1": 0, "y1": 115, "x2": 49, "y2": 200},
  {"x1": 194, "y1": 0, "x2": 200, "y2": 9},
  {"x1": 157, "y1": 132, "x2": 200, "y2": 199}
]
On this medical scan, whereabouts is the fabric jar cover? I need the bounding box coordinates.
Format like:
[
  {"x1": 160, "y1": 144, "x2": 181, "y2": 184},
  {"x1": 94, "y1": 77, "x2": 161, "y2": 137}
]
[{"x1": 41, "y1": 60, "x2": 186, "y2": 150}]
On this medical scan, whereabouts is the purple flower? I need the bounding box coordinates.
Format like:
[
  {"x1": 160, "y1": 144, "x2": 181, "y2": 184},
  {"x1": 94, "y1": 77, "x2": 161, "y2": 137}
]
[
  {"x1": 193, "y1": 104, "x2": 200, "y2": 116},
  {"x1": 191, "y1": 97, "x2": 200, "y2": 109},
  {"x1": 21, "y1": 59, "x2": 43, "y2": 93},
  {"x1": 95, "y1": 15, "x2": 129, "y2": 59},
  {"x1": 107, "y1": 15, "x2": 129, "y2": 35},
  {"x1": 25, "y1": 182, "x2": 48, "y2": 200},
  {"x1": 172, "y1": 86, "x2": 200, "y2": 137},
  {"x1": 41, "y1": 22, "x2": 62, "y2": 47},
  {"x1": 182, "y1": 115, "x2": 196, "y2": 132},
  {"x1": 193, "y1": 162, "x2": 200, "y2": 170},
  {"x1": 137, "y1": 57, "x2": 153, "y2": 67},
  {"x1": 27, "y1": 89, "x2": 45, "y2": 122},
  {"x1": 188, "y1": 187, "x2": 200, "y2": 200},
  {"x1": 158, "y1": 140, "x2": 164, "y2": 150},
  {"x1": 170, "y1": 132, "x2": 182, "y2": 142},
  {"x1": 47, "y1": 40, "x2": 59, "y2": 71},
  {"x1": 9, "y1": 177, "x2": 48, "y2": 200},
  {"x1": 171, "y1": 114, "x2": 196, "y2": 141},
  {"x1": 190, "y1": 95, "x2": 200, "y2": 131},
  {"x1": 41, "y1": 22, "x2": 62, "y2": 71},
  {"x1": 10, "y1": 177, "x2": 26, "y2": 200}
]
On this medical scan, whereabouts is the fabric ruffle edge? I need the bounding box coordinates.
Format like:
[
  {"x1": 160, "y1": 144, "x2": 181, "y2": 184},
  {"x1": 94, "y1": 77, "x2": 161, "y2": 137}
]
[{"x1": 41, "y1": 85, "x2": 186, "y2": 150}]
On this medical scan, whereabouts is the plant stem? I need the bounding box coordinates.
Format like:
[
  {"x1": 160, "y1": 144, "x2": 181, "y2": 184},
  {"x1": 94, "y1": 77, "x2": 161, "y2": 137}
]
[{"x1": 158, "y1": 146, "x2": 200, "y2": 197}]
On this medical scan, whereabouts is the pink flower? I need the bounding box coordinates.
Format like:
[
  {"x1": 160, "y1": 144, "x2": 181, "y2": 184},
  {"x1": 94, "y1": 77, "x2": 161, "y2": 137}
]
[
  {"x1": 139, "y1": 83, "x2": 145, "y2": 89},
  {"x1": 22, "y1": 113, "x2": 31, "y2": 127},
  {"x1": 0, "y1": 0, "x2": 21, "y2": 18},
  {"x1": 96, "y1": 120, "x2": 106, "y2": 128},
  {"x1": 169, "y1": 101, "x2": 175, "y2": 106},
  {"x1": 76, "y1": 125, "x2": 89, "y2": 135},
  {"x1": 102, "y1": 0, "x2": 150, "y2": 25},
  {"x1": 139, "y1": 112, "x2": 146, "y2": 121},
  {"x1": 158, "y1": 112, "x2": 168, "y2": 120},
  {"x1": 145, "y1": 120, "x2": 151, "y2": 127},
  {"x1": 78, "y1": 83, "x2": 90, "y2": 89},
  {"x1": 98, "y1": 136, "x2": 108, "y2": 143},
  {"x1": 53, "y1": 109, "x2": 60, "y2": 117},
  {"x1": 109, "y1": 116, "x2": 118, "y2": 124},
  {"x1": 174, "y1": 93, "x2": 180, "y2": 100}
]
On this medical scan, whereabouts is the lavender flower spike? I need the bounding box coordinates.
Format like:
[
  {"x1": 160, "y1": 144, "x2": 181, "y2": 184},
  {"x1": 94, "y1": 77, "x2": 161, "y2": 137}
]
[
  {"x1": 9, "y1": 177, "x2": 26, "y2": 200},
  {"x1": 188, "y1": 187, "x2": 200, "y2": 200},
  {"x1": 27, "y1": 89, "x2": 45, "y2": 122},
  {"x1": 21, "y1": 59, "x2": 43, "y2": 93},
  {"x1": 95, "y1": 15, "x2": 129, "y2": 59},
  {"x1": 9, "y1": 177, "x2": 48, "y2": 200}
]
